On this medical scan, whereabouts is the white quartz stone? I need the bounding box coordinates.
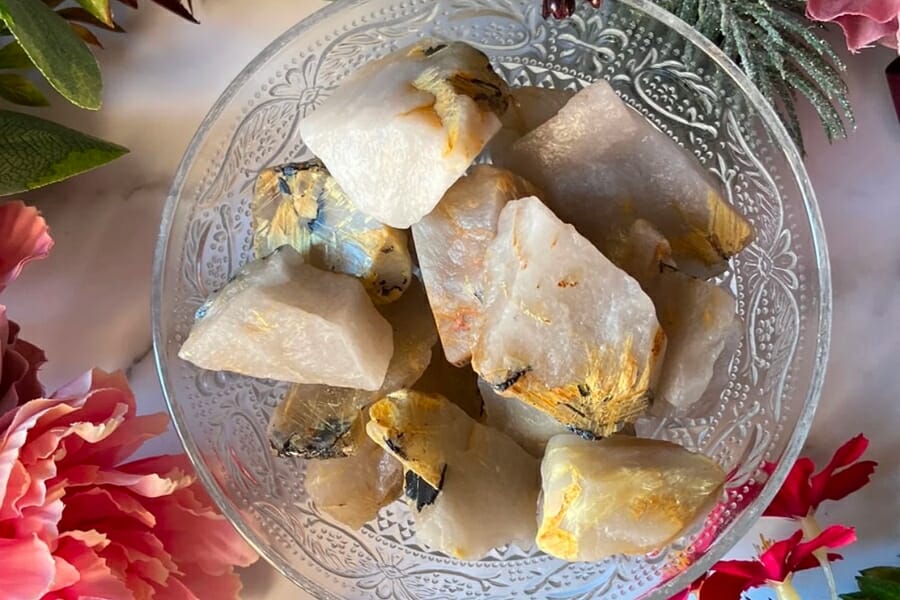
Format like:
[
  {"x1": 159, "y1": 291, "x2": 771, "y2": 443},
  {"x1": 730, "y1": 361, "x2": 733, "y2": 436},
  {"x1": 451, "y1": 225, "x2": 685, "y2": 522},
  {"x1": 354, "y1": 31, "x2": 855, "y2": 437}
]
[
  {"x1": 498, "y1": 80, "x2": 753, "y2": 278},
  {"x1": 412, "y1": 164, "x2": 539, "y2": 365},
  {"x1": 472, "y1": 197, "x2": 665, "y2": 437},
  {"x1": 486, "y1": 86, "x2": 574, "y2": 159},
  {"x1": 367, "y1": 390, "x2": 539, "y2": 559},
  {"x1": 178, "y1": 247, "x2": 393, "y2": 390},
  {"x1": 299, "y1": 40, "x2": 509, "y2": 228},
  {"x1": 479, "y1": 379, "x2": 568, "y2": 457},
  {"x1": 537, "y1": 435, "x2": 725, "y2": 561}
]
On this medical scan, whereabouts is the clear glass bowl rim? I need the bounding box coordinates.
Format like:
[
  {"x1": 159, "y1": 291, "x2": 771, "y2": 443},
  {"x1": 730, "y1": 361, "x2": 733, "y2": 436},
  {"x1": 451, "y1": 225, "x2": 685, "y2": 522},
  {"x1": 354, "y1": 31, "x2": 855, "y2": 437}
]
[{"x1": 151, "y1": 1, "x2": 832, "y2": 597}]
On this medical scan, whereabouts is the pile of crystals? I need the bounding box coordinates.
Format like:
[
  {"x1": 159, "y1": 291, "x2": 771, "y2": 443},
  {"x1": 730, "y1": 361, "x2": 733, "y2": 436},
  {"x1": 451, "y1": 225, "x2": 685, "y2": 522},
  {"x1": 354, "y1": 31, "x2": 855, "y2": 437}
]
[{"x1": 179, "y1": 40, "x2": 754, "y2": 562}]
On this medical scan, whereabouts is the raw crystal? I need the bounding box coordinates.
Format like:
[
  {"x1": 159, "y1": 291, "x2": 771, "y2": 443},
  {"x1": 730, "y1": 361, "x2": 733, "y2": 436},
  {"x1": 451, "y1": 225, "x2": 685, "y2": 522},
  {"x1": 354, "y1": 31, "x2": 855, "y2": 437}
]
[
  {"x1": 267, "y1": 278, "x2": 437, "y2": 459},
  {"x1": 179, "y1": 248, "x2": 392, "y2": 389},
  {"x1": 367, "y1": 390, "x2": 539, "y2": 559},
  {"x1": 306, "y1": 411, "x2": 402, "y2": 529},
  {"x1": 298, "y1": 40, "x2": 510, "y2": 228},
  {"x1": 537, "y1": 435, "x2": 725, "y2": 561},
  {"x1": 472, "y1": 197, "x2": 665, "y2": 437},
  {"x1": 252, "y1": 159, "x2": 412, "y2": 304},
  {"x1": 486, "y1": 86, "x2": 574, "y2": 159},
  {"x1": 412, "y1": 164, "x2": 539, "y2": 365},
  {"x1": 479, "y1": 379, "x2": 567, "y2": 457},
  {"x1": 499, "y1": 80, "x2": 753, "y2": 278},
  {"x1": 611, "y1": 221, "x2": 741, "y2": 410}
]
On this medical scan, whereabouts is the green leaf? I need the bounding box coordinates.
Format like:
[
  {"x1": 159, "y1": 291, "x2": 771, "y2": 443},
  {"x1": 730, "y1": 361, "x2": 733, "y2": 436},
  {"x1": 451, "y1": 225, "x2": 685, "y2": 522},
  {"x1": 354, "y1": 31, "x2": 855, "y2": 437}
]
[
  {"x1": 0, "y1": 110, "x2": 127, "y2": 195},
  {"x1": 839, "y1": 594, "x2": 870, "y2": 600},
  {"x1": 57, "y1": 6, "x2": 124, "y2": 31},
  {"x1": 858, "y1": 574, "x2": 900, "y2": 600},
  {"x1": 0, "y1": 72, "x2": 48, "y2": 105},
  {"x1": 0, "y1": 39, "x2": 31, "y2": 69},
  {"x1": 862, "y1": 568, "x2": 900, "y2": 584},
  {"x1": 0, "y1": 0, "x2": 102, "y2": 109},
  {"x1": 69, "y1": 22, "x2": 104, "y2": 48},
  {"x1": 75, "y1": 0, "x2": 112, "y2": 26}
]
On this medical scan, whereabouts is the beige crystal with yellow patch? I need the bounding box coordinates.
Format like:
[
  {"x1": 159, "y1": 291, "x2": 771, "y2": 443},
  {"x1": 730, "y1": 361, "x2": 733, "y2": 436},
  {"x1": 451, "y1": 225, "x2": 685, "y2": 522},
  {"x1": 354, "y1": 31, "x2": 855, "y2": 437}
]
[
  {"x1": 499, "y1": 80, "x2": 753, "y2": 278},
  {"x1": 472, "y1": 197, "x2": 665, "y2": 437},
  {"x1": 537, "y1": 435, "x2": 725, "y2": 561},
  {"x1": 178, "y1": 248, "x2": 392, "y2": 390},
  {"x1": 252, "y1": 159, "x2": 412, "y2": 304},
  {"x1": 412, "y1": 164, "x2": 539, "y2": 366},
  {"x1": 366, "y1": 390, "x2": 539, "y2": 559},
  {"x1": 298, "y1": 40, "x2": 510, "y2": 228},
  {"x1": 267, "y1": 279, "x2": 437, "y2": 459}
]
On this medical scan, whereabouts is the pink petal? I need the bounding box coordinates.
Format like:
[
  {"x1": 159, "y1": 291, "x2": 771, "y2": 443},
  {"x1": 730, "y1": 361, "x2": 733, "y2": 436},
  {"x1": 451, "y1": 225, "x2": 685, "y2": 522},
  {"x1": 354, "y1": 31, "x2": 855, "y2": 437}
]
[
  {"x1": 807, "y1": 0, "x2": 900, "y2": 23},
  {"x1": 61, "y1": 487, "x2": 157, "y2": 530},
  {"x1": 53, "y1": 535, "x2": 135, "y2": 600},
  {"x1": 174, "y1": 563, "x2": 244, "y2": 600},
  {"x1": 0, "y1": 201, "x2": 53, "y2": 293},
  {"x1": 66, "y1": 413, "x2": 170, "y2": 470},
  {"x1": 48, "y1": 556, "x2": 81, "y2": 593},
  {"x1": 0, "y1": 535, "x2": 55, "y2": 599}
]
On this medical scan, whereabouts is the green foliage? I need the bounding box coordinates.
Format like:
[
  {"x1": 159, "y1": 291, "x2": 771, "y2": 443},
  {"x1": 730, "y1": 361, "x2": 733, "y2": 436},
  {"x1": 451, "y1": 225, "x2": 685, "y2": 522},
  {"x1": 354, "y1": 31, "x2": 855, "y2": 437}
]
[
  {"x1": 0, "y1": 0, "x2": 103, "y2": 109},
  {"x1": 654, "y1": 0, "x2": 854, "y2": 152},
  {"x1": 0, "y1": 72, "x2": 48, "y2": 105},
  {"x1": 841, "y1": 567, "x2": 900, "y2": 600},
  {"x1": 0, "y1": 109, "x2": 128, "y2": 195}
]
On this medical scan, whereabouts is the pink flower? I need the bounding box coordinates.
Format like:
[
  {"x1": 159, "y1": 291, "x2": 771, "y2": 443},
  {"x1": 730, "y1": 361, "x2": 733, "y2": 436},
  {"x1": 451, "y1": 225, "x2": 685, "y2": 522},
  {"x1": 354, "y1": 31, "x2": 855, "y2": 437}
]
[
  {"x1": 699, "y1": 526, "x2": 856, "y2": 599},
  {"x1": 807, "y1": 0, "x2": 900, "y2": 52},
  {"x1": 0, "y1": 201, "x2": 53, "y2": 293},
  {"x1": 0, "y1": 306, "x2": 46, "y2": 415},
  {"x1": 0, "y1": 369, "x2": 258, "y2": 599},
  {"x1": 764, "y1": 434, "x2": 877, "y2": 519}
]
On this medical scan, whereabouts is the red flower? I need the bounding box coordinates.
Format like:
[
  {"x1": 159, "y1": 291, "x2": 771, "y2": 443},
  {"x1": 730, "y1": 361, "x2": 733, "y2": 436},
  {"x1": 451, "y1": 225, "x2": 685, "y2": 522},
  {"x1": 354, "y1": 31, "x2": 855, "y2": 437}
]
[
  {"x1": 0, "y1": 307, "x2": 46, "y2": 415},
  {"x1": 0, "y1": 201, "x2": 53, "y2": 294},
  {"x1": 697, "y1": 526, "x2": 856, "y2": 599},
  {"x1": 764, "y1": 435, "x2": 877, "y2": 519}
]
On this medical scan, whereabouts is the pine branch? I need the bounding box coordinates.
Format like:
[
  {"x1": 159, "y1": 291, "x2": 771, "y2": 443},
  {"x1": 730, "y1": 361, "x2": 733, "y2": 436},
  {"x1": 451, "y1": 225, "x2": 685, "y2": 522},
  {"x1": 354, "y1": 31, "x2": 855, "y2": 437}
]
[{"x1": 645, "y1": 0, "x2": 853, "y2": 151}]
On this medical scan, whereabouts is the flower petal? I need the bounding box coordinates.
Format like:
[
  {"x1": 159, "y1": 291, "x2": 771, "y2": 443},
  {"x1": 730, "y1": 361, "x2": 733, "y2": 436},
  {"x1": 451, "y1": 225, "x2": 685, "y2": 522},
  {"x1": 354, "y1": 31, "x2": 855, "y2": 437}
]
[
  {"x1": 709, "y1": 558, "x2": 769, "y2": 584},
  {"x1": 53, "y1": 535, "x2": 135, "y2": 600},
  {"x1": 806, "y1": 0, "x2": 900, "y2": 24},
  {"x1": 791, "y1": 525, "x2": 856, "y2": 572},
  {"x1": 698, "y1": 571, "x2": 754, "y2": 600},
  {"x1": 0, "y1": 201, "x2": 53, "y2": 293},
  {"x1": 764, "y1": 458, "x2": 814, "y2": 518},
  {"x1": 821, "y1": 460, "x2": 878, "y2": 502},
  {"x1": 0, "y1": 535, "x2": 55, "y2": 599}
]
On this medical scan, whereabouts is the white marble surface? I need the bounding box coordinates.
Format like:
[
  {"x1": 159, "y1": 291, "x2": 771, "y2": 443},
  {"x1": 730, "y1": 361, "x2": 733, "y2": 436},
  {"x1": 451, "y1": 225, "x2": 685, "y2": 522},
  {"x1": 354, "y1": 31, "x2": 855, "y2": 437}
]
[{"x1": 3, "y1": 1, "x2": 898, "y2": 598}]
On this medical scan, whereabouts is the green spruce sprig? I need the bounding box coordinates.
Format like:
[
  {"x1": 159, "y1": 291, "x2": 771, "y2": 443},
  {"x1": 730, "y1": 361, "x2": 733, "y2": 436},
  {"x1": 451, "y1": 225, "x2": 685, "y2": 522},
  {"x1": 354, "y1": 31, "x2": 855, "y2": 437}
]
[{"x1": 654, "y1": 0, "x2": 853, "y2": 152}]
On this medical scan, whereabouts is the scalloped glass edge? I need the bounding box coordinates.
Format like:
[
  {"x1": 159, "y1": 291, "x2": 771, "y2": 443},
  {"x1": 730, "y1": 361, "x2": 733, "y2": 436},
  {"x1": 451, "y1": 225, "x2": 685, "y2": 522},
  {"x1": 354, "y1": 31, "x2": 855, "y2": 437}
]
[{"x1": 151, "y1": 1, "x2": 832, "y2": 598}]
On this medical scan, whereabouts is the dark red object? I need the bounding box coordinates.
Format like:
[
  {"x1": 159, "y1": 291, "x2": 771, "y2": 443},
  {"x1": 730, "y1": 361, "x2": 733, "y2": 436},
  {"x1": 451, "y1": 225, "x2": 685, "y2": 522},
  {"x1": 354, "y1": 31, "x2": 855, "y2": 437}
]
[
  {"x1": 542, "y1": 0, "x2": 603, "y2": 19},
  {"x1": 763, "y1": 434, "x2": 877, "y2": 519},
  {"x1": 696, "y1": 526, "x2": 856, "y2": 599},
  {"x1": 888, "y1": 57, "x2": 900, "y2": 122}
]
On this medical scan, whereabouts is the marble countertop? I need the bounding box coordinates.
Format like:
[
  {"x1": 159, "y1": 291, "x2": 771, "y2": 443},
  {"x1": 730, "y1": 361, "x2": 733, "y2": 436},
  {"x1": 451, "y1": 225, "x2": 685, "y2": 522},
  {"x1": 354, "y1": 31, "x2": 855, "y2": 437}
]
[{"x1": 4, "y1": 1, "x2": 898, "y2": 598}]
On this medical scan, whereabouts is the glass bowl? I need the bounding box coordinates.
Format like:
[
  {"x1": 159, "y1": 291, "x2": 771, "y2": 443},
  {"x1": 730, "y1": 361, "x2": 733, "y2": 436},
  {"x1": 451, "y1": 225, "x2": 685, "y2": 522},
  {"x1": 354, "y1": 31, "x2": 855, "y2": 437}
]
[{"x1": 152, "y1": 0, "x2": 830, "y2": 598}]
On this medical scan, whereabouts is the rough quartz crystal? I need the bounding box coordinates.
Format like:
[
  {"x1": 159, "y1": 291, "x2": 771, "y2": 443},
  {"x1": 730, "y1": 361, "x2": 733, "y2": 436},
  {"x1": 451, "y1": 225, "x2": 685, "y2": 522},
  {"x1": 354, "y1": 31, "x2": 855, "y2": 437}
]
[
  {"x1": 252, "y1": 159, "x2": 412, "y2": 304},
  {"x1": 499, "y1": 80, "x2": 753, "y2": 278},
  {"x1": 412, "y1": 164, "x2": 539, "y2": 365},
  {"x1": 366, "y1": 390, "x2": 539, "y2": 559},
  {"x1": 306, "y1": 411, "x2": 402, "y2": 529},
  {"x1": 537, "y1": 435, "x2": 725, "y2": 561},
  {"x1": 479, "y1": 379, "x2": 567, "y2": 457},
  {"x1": 472, "y1": 197, "x2": 665, "y2": 437},
  {"x1": 299, "y1": 40, "x2": 510, "y2": 228},
  {"x1": 611, "y1": 221, "x2": 741, "y2": 410},
  {"x1": 486, "y1": 86, "x2": 574, "y2": 159},
  {"x1": 179, "y1": 247, "x2": 392, "y2": 390},
  {"x1": 267, "y1": 278, "x2": 437, "y2": 459}
]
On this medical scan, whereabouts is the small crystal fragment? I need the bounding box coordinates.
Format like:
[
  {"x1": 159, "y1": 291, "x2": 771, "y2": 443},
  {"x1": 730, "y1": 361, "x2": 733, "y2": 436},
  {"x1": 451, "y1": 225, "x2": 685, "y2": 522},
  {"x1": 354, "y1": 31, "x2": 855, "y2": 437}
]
[
  {"x1": 299, "y1": 40, "x2": 510, "y2": 228},
  {"x1": 367, "y1": 390, "x2": 539, "y2": 559},
  {"x1": 537, "y1": 435, "x2": 725, "y2": 561},
  {"x1": 267, "y1": 279, "x2": 437, "y2": 459},
  {"x1": 306, "y1": 411, "x2": 402, "y2": 529},
  {"x1": 472, "y1": 197, "x2": 665, "y2": 437},
  {"x1": 479, "y1": 379, "x2": 567, "y2": 457},
  {"x1": 179, "y1": 248, "x2": 392, "y2": 390},
  {"x1": 252, "y1": 159, "x2": 412, "y2": 304},
  {"x1": 499, "y1": 80, "x2": 753, "y2": 277},
  {"x1": 412, "y1": 164, "x2": 539, "y2": 365},
  {"x1": 611, "y1": 221, "x2": 741, "y2": 410}
]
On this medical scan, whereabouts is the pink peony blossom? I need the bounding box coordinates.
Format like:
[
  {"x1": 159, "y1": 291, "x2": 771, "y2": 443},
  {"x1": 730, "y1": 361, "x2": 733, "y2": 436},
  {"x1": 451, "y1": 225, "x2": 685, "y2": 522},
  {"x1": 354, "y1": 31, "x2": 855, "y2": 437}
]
[
  {"x1": 807, "y1": 0, "x2": 900, "y2": 52},
  {"x1": 0, "y1": 369, "x2": 258, "y2": 599},
  {"x1": 0, "y1": 201, "x2": 53, "y2": 293}
]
